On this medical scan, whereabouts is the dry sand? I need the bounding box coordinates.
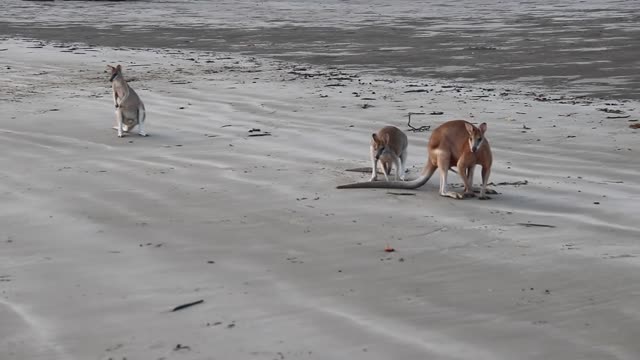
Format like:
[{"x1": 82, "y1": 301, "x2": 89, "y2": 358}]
[{"x1": 1, "y1": 37, "x2": 640, "y2": 360}]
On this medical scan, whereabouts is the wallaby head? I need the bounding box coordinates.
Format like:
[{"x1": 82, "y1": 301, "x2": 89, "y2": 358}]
[
  {"x1": 107, "y1": 64, "x2": 123, "y2": 82},
  {"x1": 371, "y1": 132, "x2": 390, "y2": 160},
  {"x1": 465, "y1": 122, "x2": 487, "y2": 153}
]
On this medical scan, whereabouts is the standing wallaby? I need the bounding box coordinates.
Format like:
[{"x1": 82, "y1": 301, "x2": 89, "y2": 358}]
[
  {"x1": 370, "y1": 126, "x2": 408, "y2": 182},
  {"x1": 107, "y1": 64, "x2": 147, "y2": 138}
]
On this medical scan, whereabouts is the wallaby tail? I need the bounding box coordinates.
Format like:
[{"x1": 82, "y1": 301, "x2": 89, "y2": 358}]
[{"x1": 336, "y1": 174, "x2": 431, "y2": 189}]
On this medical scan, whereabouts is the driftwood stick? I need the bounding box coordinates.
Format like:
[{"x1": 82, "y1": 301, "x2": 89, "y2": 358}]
[
  {"x1": 407, "y1": 112, "x2": 431, "y2": 132},
  {"x1": 489, "y1": 180, "x2": 528, "y2": 186},
  {"x1": 517, "y1": 223, "x2": 556, "y2": 228},
  {"x1": 171, "y1": 299, "x2": 204, "y2": 312}
]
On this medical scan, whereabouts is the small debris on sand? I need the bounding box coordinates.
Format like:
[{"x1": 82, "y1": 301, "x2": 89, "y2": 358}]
[
  {"x1": 517, "y1": 223, "x2": 556, "y2": 228},
  {"x1": 171, "y1": 299, "x2": 204, "y2": 312}
]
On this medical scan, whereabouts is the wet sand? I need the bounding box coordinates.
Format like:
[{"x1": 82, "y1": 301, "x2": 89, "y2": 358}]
[{"x1": 2, "y1": 0, "x2": 639, "y2": 100}]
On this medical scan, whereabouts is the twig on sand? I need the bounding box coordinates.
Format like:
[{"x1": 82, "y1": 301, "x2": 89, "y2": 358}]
[
  {"x1": 517, "y1": 223, "x2": 556, "y2": 228},
  {"x1": 406, "y1": 112, "x2": 431, "y2": 132},
  {"x1": 248, "y1": 133, "x2": 272, "y2": 137},
  {"x1": 597, "y1": 107, "x2": 623, "y2": 114},
  {"x1": 387, "y1": 192, "x2": 416, "y2": 196},
  {"x1": 171, "y1": 299, "x2": 204, "y2": 312},
  {"x1": 489, "y1": 180, "x2": 528, "y2": 186}
]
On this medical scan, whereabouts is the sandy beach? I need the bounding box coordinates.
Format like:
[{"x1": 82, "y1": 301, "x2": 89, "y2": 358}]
[{"x1": 1, "y1": 2, "x2": 640, "y2": 359}]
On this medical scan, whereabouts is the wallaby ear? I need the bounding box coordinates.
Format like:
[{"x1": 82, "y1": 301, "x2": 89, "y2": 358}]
[
  {"x1": 372, "y1": 133, "x2": 379, "y2": 142},
  {"x1": 116, "y1": 64, "x2": 122, "y2": 71},
  {"x1": 479, "y1": 122, "x2": 487, "y2": 133},
  {"x1": 465, "y1": 122, "x2": 475, "y2": 135}
]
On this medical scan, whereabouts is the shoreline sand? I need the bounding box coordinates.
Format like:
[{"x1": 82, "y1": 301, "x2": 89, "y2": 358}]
[{"x1": 2, "y1": 0, "x2": 640, "y2": 100}]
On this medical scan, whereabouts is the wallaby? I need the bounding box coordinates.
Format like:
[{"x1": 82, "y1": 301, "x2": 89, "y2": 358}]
[
  {"x1": 107, "y1": 64, "x2": 147, "y2": 138},
  {"x1": 370, "y1": 126, "x2": 408, "y2": 182},
  {"x1": 338, "y1": 120, "x2": 495, "y2": 200}
]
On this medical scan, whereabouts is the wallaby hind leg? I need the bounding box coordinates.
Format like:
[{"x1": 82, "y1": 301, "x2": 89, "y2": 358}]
[
  {"x1": 438, "y1": 155, "x2": 464, "y2": 199},
  {"x1": 113, "y1": 108, "x2": 119, "y2": 130},
  {"x1": 369, "y1": 146, "x2": 378, "y2": 181},
  {"x1": 438, "y1": 166, "x2": 464, "y2": 199},
  {"x1": 137, "y1": 105, "x2": 147, "y2": 137},
  {"x1": 115, "y1": 109, "x2": 124, "y2": 137},
  {"x1": 392, "y1": 155, "x2": 401, "y2": 181},
  {"x1": 393, "y1": 162, "x2": 399, "y2": 181},
  {"x1": 399, "y1": 149, "x2": 407, "y2": 181}
]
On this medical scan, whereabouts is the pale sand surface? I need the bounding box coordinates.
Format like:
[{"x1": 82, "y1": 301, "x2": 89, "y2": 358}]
[{"x1": 1, "y1": 38, "x2": 640, "y2": 359}]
